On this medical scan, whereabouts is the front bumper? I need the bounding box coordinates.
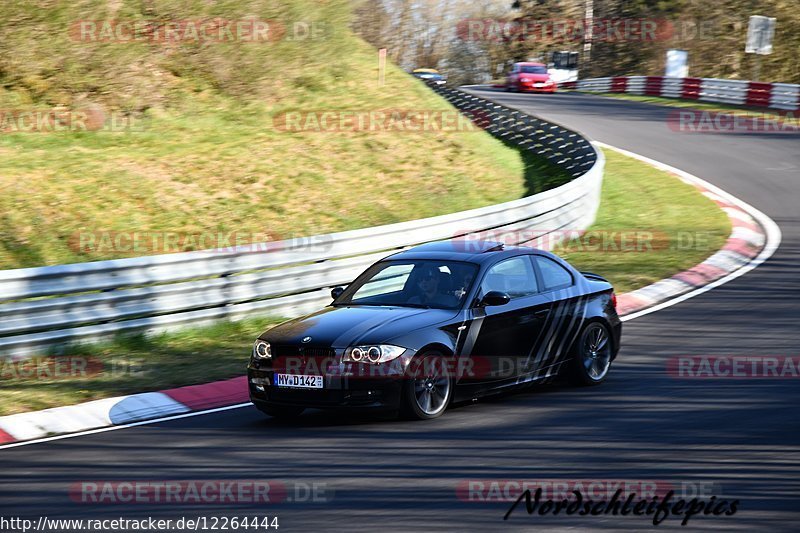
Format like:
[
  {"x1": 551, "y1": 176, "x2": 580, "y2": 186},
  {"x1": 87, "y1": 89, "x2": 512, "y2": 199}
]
[
  {"x1": 247, "y1": 357, "x2": 410, "y2": 411},
  {"x1": 519, "y1": 83, "x2": 557, "y2": 93}
]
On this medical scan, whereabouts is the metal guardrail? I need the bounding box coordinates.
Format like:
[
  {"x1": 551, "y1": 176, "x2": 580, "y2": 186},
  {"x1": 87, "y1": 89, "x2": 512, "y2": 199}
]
[
  {"x1": 0, "y1": 84, "x2": 604, "y2": 359},
  {"x1": 428, "y1": 83, "x2": 598, "y2": 177},
  {"x1": 565, "y1": 76, "x2": 800, "y2": 111},
  {"x1": 770, "y1": 83, "x2": 800, "y2": 110},
  {"x1": 614, "y1": 76, "x2": 744, "y2": 101},
  {"x1": 699, "y1": 78, "x2": 752, "y2": 105}
]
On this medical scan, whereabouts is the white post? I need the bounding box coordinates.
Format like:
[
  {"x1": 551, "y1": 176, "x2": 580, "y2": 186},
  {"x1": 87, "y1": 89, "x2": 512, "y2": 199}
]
[{"x1": 378, "y1": 48, "x2": 387, "y2": 86}]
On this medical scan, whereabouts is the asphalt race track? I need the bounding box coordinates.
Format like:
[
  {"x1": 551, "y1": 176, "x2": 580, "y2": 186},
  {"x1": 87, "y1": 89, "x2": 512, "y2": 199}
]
[{"x1": 1, "y1": 90, "x2": 799, "y2": 531}]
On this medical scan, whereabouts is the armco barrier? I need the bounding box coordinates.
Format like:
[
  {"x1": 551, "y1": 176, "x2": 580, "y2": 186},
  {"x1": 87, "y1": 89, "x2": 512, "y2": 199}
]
[
  {"x1": 610, "y1": 77, "x2": 627, "y2": 93},
  {"x1": 746, "y1": 82, "x2": 773, "y2": 107},
  {"x1": 660, "y1": 77, "x2": 683, "y2": 99},
  {"x1": 0, "y1": 83, "x2": 604, "y2": 359},
  {"x1": 566, "y1": 76, "x2": 800, "y2": 112},
  {"x1": 644, "y1": 76, "x2": 664, "y2": 96},
  {"x1": 626, "y1": 76, "x2": 646, "y2": 95},
  {"x1": 700, "y1": 78, "x2": 748, "y2": 105},
  {"x1": 770, "y1": 83, "x2": 800, "y2": 111},
  {"x1": 681, "y1": 78, "x2": 703, "y2": 100}
]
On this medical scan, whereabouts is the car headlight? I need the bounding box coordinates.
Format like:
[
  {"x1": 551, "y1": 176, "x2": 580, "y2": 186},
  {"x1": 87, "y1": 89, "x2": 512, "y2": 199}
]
[
  {"x1": 253, "y1": 340, "x2": 271, "y2": 360},
  {"x1": 343, "y1": 345, "x2": 406, "y2": 364}
]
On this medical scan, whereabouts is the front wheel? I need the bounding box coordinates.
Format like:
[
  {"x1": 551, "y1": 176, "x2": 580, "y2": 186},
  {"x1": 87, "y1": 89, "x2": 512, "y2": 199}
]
[
  {"x1": 569, "y1": 322, "x2": 613, "y2": 385},
  {"x1": 259, "y1": 405, "x2": 305, "y2": 419},
  {"x1": 401, "y1": 353, "x2": 453, "y2": 420}
]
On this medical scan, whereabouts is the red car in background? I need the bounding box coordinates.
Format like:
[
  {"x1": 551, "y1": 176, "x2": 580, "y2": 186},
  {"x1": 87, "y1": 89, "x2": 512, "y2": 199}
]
[{"x1": 505, "y1": 62, "x2": 557, "y2": 93}]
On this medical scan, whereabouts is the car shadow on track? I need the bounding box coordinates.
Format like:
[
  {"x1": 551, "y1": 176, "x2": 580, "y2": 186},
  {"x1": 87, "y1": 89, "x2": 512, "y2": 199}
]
[{"x1": 248, "y1": 379, "x2": 577, "y2": 429}]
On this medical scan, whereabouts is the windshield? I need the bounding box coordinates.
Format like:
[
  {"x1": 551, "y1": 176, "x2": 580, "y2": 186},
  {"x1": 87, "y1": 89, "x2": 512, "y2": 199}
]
[
  {"x1": 415, "y1": 73, "x2": 443, "y2": 80},
  {"x1": 334, "y1": 260, "x2": 478, "y2": 310},
  {"x1": 520, "y1": 65, "x2": 547, "y2": 74}
]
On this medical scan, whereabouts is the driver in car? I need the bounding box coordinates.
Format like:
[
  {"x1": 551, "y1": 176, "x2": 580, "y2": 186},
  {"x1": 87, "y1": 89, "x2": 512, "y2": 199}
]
[
  {"x1": 408, "y1": 265, "x2": 458, "y2": 308},
  {"x1": 454, "y1": 270, "x2": 476, "y2": 300}
]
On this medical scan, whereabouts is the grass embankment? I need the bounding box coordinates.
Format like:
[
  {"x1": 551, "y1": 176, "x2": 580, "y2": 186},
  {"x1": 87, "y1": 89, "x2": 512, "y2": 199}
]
[
  {"x1": 0, "y1": 0, "x2": 535, "y2": 269},
  {"x1": 0, "y1": 148, "x2": 731, "y2": 415}
]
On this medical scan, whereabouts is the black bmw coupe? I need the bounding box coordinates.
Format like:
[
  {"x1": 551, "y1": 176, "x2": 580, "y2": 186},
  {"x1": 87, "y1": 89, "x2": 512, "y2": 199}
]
[{"x1": 248, "y1": 241, "x2": 621, "y2": 420}]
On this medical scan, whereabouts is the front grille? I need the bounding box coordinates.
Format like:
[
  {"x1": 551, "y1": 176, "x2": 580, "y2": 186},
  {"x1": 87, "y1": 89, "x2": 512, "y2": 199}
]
[
  {"x1": 302, "y1": 347, "x2": 336, "y2": 359},
  {"x1": 271, "y1": 345, "x2": 336, "y2": 375},
  {"x1": 272, "y1": 345, "x2": 335, "y2": 359},
  {"x1": 272, "y1": 345, "x2": 301, "y2": 359}
]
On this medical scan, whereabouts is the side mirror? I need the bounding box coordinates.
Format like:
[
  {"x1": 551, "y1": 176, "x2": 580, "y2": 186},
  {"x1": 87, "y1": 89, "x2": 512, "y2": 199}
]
[
  {"x1": 331, "y1": 286, "x2": 345, "y2": 300},
  {"x1": 479, "y1": 291, "x2": 510, "y2": 307}
]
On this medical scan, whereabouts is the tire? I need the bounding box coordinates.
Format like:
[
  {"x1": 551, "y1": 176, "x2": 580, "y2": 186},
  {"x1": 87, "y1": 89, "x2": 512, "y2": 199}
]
[
  {"x1": 401, "y1": 352, "x2": 453, "y2": 420},
  {"x1": 259, "y1": 405, "x2": 305, "y2": 419},
  {"x1": 568, "y1": 322, "x2": 613, "y2": 386}
]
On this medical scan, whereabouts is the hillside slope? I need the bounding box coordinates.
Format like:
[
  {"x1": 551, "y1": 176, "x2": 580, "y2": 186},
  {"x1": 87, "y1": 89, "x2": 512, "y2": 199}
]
[{"x1": 0, "y1": 0, "x2": 535, "y2": 269}]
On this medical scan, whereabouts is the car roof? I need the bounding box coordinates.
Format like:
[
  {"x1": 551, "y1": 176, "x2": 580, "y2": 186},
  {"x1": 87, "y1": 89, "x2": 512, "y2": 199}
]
[
  {"x1": 515, "y1": 62, "x2": 546, "y2": 66},
  {"x1": 386, "y1": 240, "x2": 558, "y2": 265}
]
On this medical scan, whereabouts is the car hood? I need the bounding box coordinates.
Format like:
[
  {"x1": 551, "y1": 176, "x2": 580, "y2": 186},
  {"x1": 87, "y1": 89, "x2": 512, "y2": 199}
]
[
  {"x1": 519, "y1": 74, "x2": 550, "y2": 82},
  {"x1": 261, "y1": 305, "x2": 459, "y2": 348}
]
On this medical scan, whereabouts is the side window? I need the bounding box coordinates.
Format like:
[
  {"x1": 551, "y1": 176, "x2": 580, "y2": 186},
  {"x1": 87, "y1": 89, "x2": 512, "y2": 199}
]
[
  {"x1": 480, "y1": 257, "x2": 539, "y2": 299},
  {"x1": 535, "y1": 256, "x2": 573, "y2": 291}
]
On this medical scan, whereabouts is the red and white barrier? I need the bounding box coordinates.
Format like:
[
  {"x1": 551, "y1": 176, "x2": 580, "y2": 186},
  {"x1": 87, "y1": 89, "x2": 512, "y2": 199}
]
[
  {"x1": 564, "y1": 76, "x2": 800, "y2": 112},
  {"x1": 770, "y1": 83, "x2": 800, "y2": 111}
]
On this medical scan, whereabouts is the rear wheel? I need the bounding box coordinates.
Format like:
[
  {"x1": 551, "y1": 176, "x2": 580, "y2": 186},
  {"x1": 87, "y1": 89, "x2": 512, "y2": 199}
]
[
  {"x1": 569, "y1": 322, "x2": 613, "y2": 385},
  {"x1": 402, "y1": 353, "x2": 453, "y2": 420},
  {"x1": 259, "y1": 405, "x2": 305, "y2": 419}
]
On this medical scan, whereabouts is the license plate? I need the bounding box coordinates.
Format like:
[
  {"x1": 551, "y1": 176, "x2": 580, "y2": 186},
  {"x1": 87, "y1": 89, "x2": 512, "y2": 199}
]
[
  {"x1": 534, "y1": 83, "x2": 545, "y2": 87},
  {"x1": 274, "y1": 374, "x2": 324, "y2": 389}
]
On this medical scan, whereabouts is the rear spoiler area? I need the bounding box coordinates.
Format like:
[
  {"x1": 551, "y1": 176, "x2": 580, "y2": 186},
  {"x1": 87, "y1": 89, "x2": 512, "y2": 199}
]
[{"x1": 581, "y1": 271, "x2": 609, "y2": 283}]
